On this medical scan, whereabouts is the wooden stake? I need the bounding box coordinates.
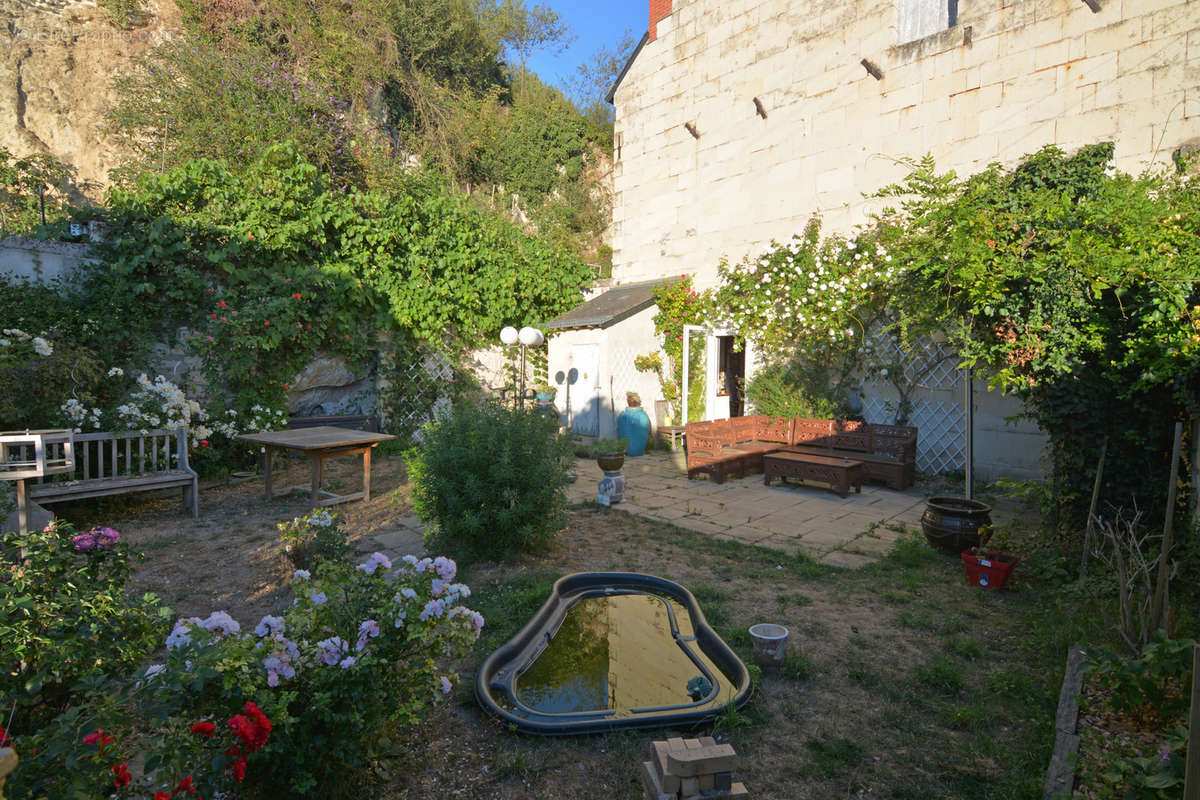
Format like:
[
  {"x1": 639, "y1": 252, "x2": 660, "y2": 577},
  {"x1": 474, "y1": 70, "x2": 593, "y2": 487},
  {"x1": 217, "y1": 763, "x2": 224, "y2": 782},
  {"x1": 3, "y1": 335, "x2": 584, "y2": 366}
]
[
  {"x1": 1191, "y1": 419, "x2": 1199, "y2": 534},
  {"x1": 1184, "y1": 643, "x2": 1200, "y2": 800},
  {"x1": 1149, "y1": 422, "x2": 1183, "y2": 633},
  {"x1": 1080, "y1": 436, "x2": 1108, "y2": 578}
]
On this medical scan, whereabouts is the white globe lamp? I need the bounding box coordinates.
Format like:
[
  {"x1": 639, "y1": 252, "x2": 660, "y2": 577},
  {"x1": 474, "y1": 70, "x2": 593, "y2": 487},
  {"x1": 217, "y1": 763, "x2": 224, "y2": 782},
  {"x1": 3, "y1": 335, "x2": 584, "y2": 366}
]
[
  {"x1": 518, "y1": 326, "x2": 544, "y2": 346},
  {"x1": 499, "y1": 326, "x2": 519, "y2": 346}
]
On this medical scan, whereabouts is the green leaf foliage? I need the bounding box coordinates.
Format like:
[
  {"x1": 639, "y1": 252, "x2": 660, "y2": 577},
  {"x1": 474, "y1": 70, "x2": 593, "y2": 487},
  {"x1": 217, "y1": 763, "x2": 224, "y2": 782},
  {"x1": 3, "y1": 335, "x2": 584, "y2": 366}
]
[
  {"x1": 408, "y1": 398, "x2": 573, "y2": 562},
  {"x1": 83, "y1": 143, "x2": 589, "y2": 411}
]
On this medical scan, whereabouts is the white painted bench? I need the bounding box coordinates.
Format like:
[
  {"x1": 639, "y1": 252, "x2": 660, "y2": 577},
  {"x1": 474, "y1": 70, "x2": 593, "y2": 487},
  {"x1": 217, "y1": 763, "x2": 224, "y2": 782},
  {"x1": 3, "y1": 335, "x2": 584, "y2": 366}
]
[{"x1": 29, "y1": 428, "x2": 199, "y2": 518}]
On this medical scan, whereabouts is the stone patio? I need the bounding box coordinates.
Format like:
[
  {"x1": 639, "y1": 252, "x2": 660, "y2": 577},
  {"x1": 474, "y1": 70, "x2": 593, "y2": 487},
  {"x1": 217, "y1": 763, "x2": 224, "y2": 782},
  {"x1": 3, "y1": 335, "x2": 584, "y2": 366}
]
[
  {"x1": 363, "y1": 450, "x2": 1030, "y2": 569},
  {"x1": 566, "y1": 451, "x2": 1021, "y2": 568}
]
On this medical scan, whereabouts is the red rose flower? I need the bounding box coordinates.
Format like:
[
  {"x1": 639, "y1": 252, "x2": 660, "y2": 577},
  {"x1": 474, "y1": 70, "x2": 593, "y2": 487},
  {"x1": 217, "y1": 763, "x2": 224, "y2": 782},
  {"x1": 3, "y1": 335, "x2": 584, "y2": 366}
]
[
  {"x1": 211, "y1": 314, "x2": 217, "y2": 319},
  {"x1": 220, "y1": 316, "x2": 228, "y2": 322},
  {"x1": 283, "y1": 384, "x2": 290, "y2": 390},
  {"x1": 0, "y1": 724, "x2": 9, "y2": 747},
  {"x1": 175, "y1": 775, "x2": 197, "y2": 794},
  {"x1": 82, "y1": 729, "x2": 115, "y2": 751},
  {"x1": 154, "y1": 793, "x2": 171, "y2": 800},
  {"x1": 264, "y1": 320, "x2": 271, "y2": 326},
  {"x1": 218, "y1": 300, "x2": 227, "y2": 308},
  {"x1": 113, "y1": 761, "x2": 131, "y2": 788},
  {"x1": 200, "y1": 440, "x2": 209, "y2": 448},
  {"x1": 233, "y1": 755, "x2": 247, "y2": 782},
  {"x1": 189, "y1": 721, "x2": 216, "y2": 738}
]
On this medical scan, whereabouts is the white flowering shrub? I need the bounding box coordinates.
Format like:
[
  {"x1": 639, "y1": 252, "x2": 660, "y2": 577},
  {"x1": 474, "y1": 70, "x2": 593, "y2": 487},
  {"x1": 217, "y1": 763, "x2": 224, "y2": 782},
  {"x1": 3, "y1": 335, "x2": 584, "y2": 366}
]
[
  {"x1": 59, "y1": 397, "x2": 104, "y2": 432},
  {"x1": 0, "y1": 328, "x2": 54, "y2": 360},
  {"x1": 135, "y1": 552, "x2": 482, "y2": 795},
  {"x1": 711, "y1": 221, "x2": 902, "y2": 358}
]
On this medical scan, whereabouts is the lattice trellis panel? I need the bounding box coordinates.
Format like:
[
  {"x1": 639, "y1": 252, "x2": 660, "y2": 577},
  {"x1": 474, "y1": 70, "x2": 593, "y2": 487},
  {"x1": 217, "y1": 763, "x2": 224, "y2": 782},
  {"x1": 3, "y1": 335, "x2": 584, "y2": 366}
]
[
  {"x1": 862, "y1": 396, "x2": 965, "y2": 475},
  {"x1": 866, "y1": 332, "x2": 960, "y2": 390},
  {"x1": 381, "y1": 350, "x2": 456, "y2": 441}
]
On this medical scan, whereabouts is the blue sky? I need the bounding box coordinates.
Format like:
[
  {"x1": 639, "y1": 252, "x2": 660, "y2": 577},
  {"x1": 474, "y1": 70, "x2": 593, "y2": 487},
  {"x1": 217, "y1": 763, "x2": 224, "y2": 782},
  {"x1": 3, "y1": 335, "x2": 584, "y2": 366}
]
[{"x1": 523, "y1": 0, "x2": 647, "y2": 90}]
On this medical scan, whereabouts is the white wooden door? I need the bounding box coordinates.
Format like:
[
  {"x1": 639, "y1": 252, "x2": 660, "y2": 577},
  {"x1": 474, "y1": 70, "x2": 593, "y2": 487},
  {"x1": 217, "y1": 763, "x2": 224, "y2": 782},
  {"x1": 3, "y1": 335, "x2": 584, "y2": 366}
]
[{"x1": 563, "y1": 343, "x2": 599, "y2": 436}]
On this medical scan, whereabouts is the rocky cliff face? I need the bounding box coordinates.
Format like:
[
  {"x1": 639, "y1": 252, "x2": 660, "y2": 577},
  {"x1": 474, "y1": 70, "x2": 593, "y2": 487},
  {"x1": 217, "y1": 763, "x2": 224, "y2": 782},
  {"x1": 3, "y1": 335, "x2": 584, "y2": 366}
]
[{"x1": 0, "y1": 0, "x2": 181, "y2": 196}]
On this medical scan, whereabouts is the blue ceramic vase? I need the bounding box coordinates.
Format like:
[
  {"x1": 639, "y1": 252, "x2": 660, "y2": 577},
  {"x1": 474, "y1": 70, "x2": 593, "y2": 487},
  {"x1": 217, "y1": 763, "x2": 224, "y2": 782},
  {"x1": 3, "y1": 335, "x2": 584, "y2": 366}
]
[{"x1": 617, "y1": 406, "x2": 651, "y2": 456}]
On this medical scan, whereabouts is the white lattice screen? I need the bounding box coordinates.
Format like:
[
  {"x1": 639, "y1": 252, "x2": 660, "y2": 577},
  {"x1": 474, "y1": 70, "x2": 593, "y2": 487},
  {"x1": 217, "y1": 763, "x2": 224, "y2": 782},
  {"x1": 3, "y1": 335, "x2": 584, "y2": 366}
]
[
  {"x1": 381, "y1": 350, "x2": 455, "y2": 440},
  {"x1": 861, "y1": 334, "x2": 966, "y2": 475}
]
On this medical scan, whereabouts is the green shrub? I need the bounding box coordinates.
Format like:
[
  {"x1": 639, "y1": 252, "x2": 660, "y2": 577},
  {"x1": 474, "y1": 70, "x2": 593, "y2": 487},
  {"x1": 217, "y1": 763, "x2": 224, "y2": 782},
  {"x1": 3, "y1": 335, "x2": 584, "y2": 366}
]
[
  {"x1": 409, "y1": 399, "x2": 572, "y2": 561},
  {"x1": 745, "y1": 361, "x2": 838, "y2": 419},
  {"x1": 0, "y1": 521, "x2": 167, "y2": 731},
  {"x1": 1090, "y1": 633, "x2": 1195, "y2": 721},
  {"x1": 277, "y1": 509, "x2": 350, "y2": 570}
]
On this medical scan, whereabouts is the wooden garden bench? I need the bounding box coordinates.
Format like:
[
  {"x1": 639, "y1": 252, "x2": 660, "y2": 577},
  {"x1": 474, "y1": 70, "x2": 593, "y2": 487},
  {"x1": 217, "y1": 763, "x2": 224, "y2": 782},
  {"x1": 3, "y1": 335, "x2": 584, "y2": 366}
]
[{"x1": 29, "y1": 427, "x2": 199, "y2": 517}]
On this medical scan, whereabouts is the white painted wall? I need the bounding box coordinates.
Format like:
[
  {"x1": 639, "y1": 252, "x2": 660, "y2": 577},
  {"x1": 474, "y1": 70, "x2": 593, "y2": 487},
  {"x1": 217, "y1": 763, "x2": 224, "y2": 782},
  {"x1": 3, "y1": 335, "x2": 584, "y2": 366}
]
[{"x1": 0, "y1": 236, "x2": 96, "y2": 285}]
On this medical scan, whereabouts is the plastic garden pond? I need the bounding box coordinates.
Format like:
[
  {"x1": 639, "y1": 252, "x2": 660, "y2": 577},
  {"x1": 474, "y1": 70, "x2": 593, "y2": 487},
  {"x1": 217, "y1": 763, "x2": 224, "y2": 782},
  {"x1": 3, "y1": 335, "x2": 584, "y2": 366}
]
[{"x1": 476, "y1": 572, "x2": 751, "y2": 734}]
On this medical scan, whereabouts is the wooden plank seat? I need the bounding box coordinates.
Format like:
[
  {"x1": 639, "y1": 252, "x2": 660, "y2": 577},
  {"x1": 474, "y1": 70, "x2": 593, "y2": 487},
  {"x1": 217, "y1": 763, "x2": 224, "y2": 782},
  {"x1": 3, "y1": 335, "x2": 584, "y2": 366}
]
[{"x1": 29, "y1": 428, "x2": 199, "y2": 518}]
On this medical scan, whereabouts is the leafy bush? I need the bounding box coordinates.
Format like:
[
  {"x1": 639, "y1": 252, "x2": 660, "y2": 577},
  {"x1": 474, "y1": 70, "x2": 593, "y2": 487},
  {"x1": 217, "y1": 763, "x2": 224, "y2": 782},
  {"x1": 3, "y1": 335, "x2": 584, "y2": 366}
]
[
  {"x1": 0, "y1": 521, "x2": 167, "y2": 730},
  {"x1": 409, "y1": 399, "x2": 572, "y2": 561},
  {"x1": 1090, "y1": 633, "x2": 1195, "y2": 721},
  {"x1": 277, "y1": 509, "x2": 350, "y2": 570},
  {"x1": 745, "y1": 361, "x2": 839, "y2": 419},
  {"x1": 8, "y1": 552, "x2": 482, "y2": 798}
]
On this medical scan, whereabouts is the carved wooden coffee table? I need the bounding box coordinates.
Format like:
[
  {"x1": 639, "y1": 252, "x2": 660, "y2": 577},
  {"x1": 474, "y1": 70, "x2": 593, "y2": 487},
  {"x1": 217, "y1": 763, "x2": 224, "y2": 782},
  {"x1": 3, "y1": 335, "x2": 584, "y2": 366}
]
[{"x1": 763, "y1": 452, "x2": 863, "y2": 498}]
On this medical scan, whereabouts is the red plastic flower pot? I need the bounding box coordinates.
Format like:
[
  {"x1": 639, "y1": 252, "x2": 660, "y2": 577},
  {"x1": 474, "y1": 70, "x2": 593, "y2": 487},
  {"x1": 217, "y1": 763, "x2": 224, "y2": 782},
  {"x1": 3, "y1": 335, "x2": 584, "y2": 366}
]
[{"x1": 961, "y1": 548, "x2": 1019, "y2": 590}]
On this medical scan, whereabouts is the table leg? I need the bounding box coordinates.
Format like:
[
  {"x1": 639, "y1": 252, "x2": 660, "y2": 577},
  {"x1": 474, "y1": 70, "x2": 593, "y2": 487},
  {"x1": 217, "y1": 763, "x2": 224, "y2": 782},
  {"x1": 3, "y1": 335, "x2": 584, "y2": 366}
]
[
  {"x1": 311, "y1": 455, "x2": 324, "y2": 507},
  {"x1": 363, "y1": 446, "x2": 372, "y2": 502},
  {"x1": 263, "y1": 447, "x2": 274, "y2": 501}
]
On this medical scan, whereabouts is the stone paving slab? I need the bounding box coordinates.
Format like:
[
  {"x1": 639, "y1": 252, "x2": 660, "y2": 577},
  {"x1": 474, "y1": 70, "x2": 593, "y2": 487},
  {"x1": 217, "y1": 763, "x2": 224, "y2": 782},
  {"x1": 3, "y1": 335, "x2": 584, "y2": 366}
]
[{"x1": 565, "y1": 452, "x2": 1017, "y2": 568}]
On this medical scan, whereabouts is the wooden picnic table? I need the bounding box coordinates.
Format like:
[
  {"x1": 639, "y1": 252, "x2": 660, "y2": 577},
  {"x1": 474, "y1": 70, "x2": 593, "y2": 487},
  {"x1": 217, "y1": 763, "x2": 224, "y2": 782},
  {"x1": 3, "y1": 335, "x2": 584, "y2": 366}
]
[{"x1": 237, "y1": 426, "x2": 395, "y2": 507}]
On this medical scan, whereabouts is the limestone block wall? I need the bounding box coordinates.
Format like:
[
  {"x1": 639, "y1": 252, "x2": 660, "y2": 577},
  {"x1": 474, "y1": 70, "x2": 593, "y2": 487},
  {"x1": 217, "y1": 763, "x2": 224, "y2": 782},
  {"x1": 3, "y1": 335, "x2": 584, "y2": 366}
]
[{"x1": 610, "y1": 0, "x2": 1200, "y2": 288}]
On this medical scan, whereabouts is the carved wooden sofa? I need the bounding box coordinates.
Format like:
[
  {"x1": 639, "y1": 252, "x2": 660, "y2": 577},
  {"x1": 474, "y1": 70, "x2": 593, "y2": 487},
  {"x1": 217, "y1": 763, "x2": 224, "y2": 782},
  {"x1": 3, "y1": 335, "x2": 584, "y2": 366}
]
[
  {"x1": 684, "y1": 416, "x2": 791, "y2": 483},
  {"x1": 685, "y1": 416, "x2": 917, "y2": 489}
]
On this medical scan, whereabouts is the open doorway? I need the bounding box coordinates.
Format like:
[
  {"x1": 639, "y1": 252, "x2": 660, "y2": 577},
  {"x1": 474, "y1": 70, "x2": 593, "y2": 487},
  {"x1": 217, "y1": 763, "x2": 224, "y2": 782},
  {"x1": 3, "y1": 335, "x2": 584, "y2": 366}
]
[{"x1": 717, "y1": 336, "x2": 745, "y2": 417}]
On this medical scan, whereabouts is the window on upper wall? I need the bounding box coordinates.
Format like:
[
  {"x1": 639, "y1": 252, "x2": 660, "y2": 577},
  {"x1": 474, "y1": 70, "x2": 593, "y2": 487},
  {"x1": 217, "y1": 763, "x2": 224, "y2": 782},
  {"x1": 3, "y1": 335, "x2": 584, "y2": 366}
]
[{"x1": 897, "y1": 0, "x2": 957, "y2": 44}]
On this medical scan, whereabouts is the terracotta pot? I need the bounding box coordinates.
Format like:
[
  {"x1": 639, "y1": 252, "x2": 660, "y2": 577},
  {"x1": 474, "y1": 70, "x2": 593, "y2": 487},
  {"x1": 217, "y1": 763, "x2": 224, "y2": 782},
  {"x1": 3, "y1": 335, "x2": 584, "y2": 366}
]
[{"x1": 921, "y1": 496, "x2": 992, "y2": 554}]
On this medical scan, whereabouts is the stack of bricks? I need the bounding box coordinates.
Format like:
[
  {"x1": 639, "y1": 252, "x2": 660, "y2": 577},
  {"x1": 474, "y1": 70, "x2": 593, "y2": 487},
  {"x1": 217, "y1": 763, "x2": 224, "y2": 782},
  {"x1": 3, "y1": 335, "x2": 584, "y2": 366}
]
[{"x1": 639, "y1": 737, "x2": 748, "y2": 799}]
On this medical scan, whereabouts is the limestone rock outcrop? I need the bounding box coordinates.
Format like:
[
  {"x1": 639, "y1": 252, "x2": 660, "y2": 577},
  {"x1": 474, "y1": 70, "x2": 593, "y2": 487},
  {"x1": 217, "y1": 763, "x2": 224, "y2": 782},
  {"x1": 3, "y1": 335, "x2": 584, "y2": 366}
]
[{"x1": 0, "y1": 0, "x2": 181, "y2": 196}]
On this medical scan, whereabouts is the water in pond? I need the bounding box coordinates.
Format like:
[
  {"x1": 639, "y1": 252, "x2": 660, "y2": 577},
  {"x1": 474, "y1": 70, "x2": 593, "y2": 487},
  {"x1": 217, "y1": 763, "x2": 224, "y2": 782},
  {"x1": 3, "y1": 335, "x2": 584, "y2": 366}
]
[{"x1": 514, "y1": 592, "x2": 735, "y2": 715}]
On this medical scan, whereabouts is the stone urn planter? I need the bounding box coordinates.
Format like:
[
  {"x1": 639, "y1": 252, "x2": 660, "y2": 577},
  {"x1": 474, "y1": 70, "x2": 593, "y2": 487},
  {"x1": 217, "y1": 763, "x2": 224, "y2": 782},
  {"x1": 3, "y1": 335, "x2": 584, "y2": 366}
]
[
  {"x1": 596, "y1": 452, "x2": 625, "y2": 472},
  {"x1": 921, "y1": 496, "x2": 993, "y2": 554}
]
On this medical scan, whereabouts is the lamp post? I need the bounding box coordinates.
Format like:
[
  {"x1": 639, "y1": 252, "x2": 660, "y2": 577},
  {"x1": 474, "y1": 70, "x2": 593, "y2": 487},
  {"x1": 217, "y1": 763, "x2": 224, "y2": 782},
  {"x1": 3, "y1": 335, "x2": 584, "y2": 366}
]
[{"x1": 500, "y1": 325, "x2": 544, "y2": 408}]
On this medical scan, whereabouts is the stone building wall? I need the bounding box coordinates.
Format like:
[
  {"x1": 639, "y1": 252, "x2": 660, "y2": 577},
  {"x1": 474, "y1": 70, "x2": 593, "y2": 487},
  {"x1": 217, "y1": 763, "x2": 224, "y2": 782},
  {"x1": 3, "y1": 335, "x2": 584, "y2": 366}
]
[{"x1": 610, "y1": 0, "x2": 1200, "y2": 288}]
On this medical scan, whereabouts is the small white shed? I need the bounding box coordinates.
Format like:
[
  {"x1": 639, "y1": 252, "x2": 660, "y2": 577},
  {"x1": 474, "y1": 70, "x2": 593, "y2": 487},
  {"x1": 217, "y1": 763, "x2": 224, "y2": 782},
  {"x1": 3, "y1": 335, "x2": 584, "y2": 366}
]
[{"x1": 545, "y1": 278, "x2": 677, "y2": 439}]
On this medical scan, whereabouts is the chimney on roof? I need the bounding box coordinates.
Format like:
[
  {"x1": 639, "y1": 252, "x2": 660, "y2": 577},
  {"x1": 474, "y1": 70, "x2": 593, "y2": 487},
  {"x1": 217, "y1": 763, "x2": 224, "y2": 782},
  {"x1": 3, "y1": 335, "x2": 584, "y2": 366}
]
[{"x1": 649, "y1": 0, "x2": 673, "y2": 42}]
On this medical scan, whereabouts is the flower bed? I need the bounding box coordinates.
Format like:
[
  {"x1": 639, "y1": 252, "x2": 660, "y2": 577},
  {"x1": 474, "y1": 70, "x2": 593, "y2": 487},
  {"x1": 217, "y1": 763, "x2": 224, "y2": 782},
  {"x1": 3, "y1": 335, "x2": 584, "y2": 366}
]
[{"x1": 5, "y1": 521, "x2": 483, "y2": 799}]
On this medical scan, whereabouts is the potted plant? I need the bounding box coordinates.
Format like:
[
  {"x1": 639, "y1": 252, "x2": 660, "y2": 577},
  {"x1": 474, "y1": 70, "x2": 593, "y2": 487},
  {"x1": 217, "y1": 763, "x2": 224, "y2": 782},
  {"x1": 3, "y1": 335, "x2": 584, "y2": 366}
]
[
  {"x1": 532, "y1": 380, "x2": 556, "y2": 403},
  {"x1": 594, "y1": 438, "x2": 628, "y2": 472}
]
